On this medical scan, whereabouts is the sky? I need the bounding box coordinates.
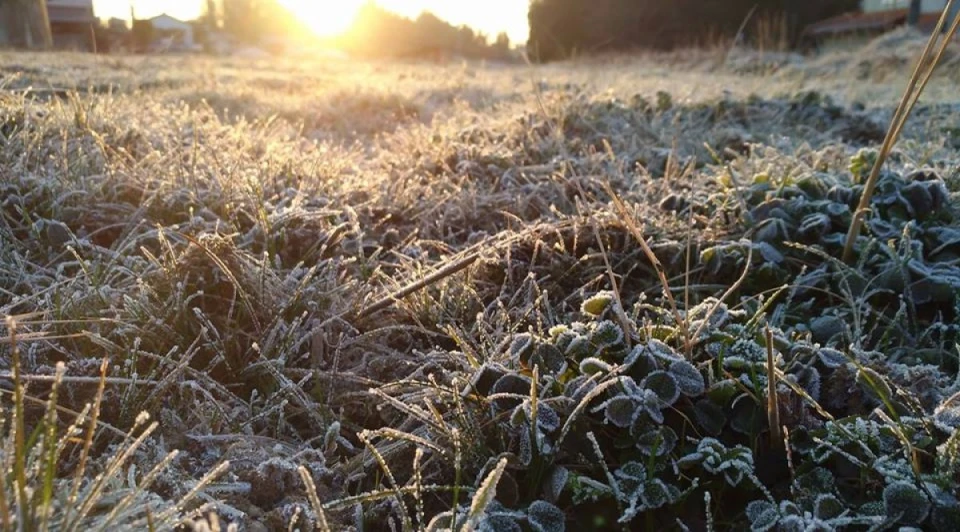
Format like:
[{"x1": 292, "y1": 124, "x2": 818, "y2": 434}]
[{"x1": 92, "y1": 1, "x2": 530, "y2": 44}]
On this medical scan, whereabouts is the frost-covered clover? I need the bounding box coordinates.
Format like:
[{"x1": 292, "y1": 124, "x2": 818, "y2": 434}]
[
  {"x1": 744, "y1": 480, "x2": 944, "y2": 531},
  {"x1": 594, "y1": 372, "x2": 680, "y2": 427},
  {"x1": 593, "y1": 344, "x2": 704, "y2": 432},
  {"x1": 548, "y1": 319, "x2": 628, "y2": 363},
  {"x1": 613, "y1": 461, "x2": 690, "y2": 523},
  {"x1": 745, "y1": 496, "x2": 885, "y2": 532},
  {"x1": 472, "y1": 501, "x2": 566, "y2": 532},
  {"x1": 678, "y1": 438, "x2": 756, "y2": 487},
  {"x1": 508, "y1": 332, "x2": 567, "y2": 374},
  {"x1": 511, "y1": 398, "x2": 561, "y2": 464}
]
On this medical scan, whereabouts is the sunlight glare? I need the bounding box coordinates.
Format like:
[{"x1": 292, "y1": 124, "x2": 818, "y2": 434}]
[
  {"x1": 278, "y1": 0, "x2": 364, "y2": 37},
  {"x1": 276, "y1": 1, "x2": 528, "y2": 42}
]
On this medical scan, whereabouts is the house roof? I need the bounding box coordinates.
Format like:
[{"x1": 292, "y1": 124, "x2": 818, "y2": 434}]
[
  {"x1": 149, "y1": 14, "x2": 192, "y2": 31},
  {"x1": 47, "y1": 5, "x2": 95, "y2": 24},
  {"x1": 805, "y1": 10, "x2": 907, "y2": 36},
  {"x1": 805, "y1": 9, "x2": 955, "y2": 37}
]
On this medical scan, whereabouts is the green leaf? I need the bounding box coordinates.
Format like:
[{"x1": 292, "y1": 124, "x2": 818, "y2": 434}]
[
  {"x1": 643, "y1": 339, "x2": 684, "y2": 363},
  {"x1": 816, "y1": 347, "x2": 848, "y2": 369},
  {"x1": 932, "y1": 503, "x2": 960, "y2": 532},
  {"x1": 582, "y1": 291, "x2": 615, "y2": 316},
  {"x1": 565, "y1": 336, "x2": 593, "y2": 359},
  {"x1": 491, "y1": 374, "x2": 532, "y2": 411},
  {"x1": 543, "y1": 466, "x2": 569, "y2": 503},
  {"x1": 883, "y1": 481, "x2": 931, "y2": 525},
  {"x1": 527, "y1": 500, "x2": 566, "y2": 532},
  {"x1": 579, "y1": 357, "x2": 612, "y2": 376},
  {"x1": 855, "y1": 366, "x2": 894, "y2": 408},
  {"x1": 746, "y1": 500, "x2": 779, "y2": 532},
  {"x1": 640, "y1": 479, "x2": 671, "y2": 509},
  {"x1": 669, "y1": 360, "x2": 705, "y2": 397},
  {"x1": 798, "y1": 212, "x2": 832, "y2": 240},
  {"x1": 591, "y1": 320, "x2": 624, "y2": 348},
  {"x1": 810, "y1": 315, "x2": 845, "y2": 344},
  {"x1": 694, "y1": 399, "x2": 727, "y2": 436},
  {"x1": 481, "y1": 515, "x2": 522, "y2": 532},
  {"x1": 730, "y1": 396, "x2": 764, "y2": 435},
  {"x1": 636, "y1": 426, "x2": 677, "y2": 457},
  {"x1": 616, "y1": 461, "x2": 647, "y2": 482},
  {"x1": 509, "y1": 333, "x2": 535, "y2": 361},
  {"x1": 814, "y1": 494, "x2": 844, "y2": 520},
  {"x1": 641, "y1": 371, "x2": 680, "y2": 406},
  {"x1": 525, "y1": 343, "x2": 566, "y2": 374},
  {"x1": 604, "y1": 396, "x2": 639, "y2": 428}
]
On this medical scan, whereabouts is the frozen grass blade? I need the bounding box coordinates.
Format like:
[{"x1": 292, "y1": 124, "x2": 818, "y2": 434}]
[
  {"x1": 0, "y1": 407, "x2": 8, "y2": 532},
  {"x1": 38, "y1": 363, "x2": 65, "y2": 532},
  {"x1": 463, "y1": 457, "x2": 508, "y2": 532},
  {"x1": 64, "y1": 358, "x2": 108, "y2": 526},
  {"x1": 358, "y1": 430, "x2": 413, "y2": 531},
  {"x1": 298, "y1": 466, "x2": 332, "y2": 532},
  {"x1": 604, "y1": 184, "x2": 689, "y2": 354},
  {"x1": 764, "y1": 327, "x2": 782, "y2": 451},
  {"x1": 5, "y1": 317, "x2": 30, "y2": 530},
  {"x1": 412, "y1": 448, "x2": 425, "y2": 532}
]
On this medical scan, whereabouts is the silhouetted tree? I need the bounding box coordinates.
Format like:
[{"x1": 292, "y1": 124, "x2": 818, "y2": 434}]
[
  {"x1": 221, "y1": 0, "x2": 261, "y2": 42},
  {"x1": 493, "y1": 32, "x2": 511, "y2": 56},
  {"x1": 338, "y1": 4, "x2": 513, "y2": 60},
  {"x1": 203, "y1": 0, "x2": 219, "y2": 29},
  {"x1": 131, "y1": 19, "x2": 154, "y2": 52},
  {"x1": 219, "y1": 0, "x2": 308, "y2": 43},
  {"x1": 4, "y1": 0, "x2": 53, "y2": 49}
]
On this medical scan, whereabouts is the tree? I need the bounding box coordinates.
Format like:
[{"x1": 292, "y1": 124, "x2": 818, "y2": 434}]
[
  {"x1": 337, "y1": 4, "x2": 508, "y2": 60},
  {"x1": 221, "y1": 0, "x2": 261, "y2": 42},
  {"x1": 493, "y1": 32, "x2": 510, "y2": 57},
  {"x1": 5, "y1": 0, "x2": 53, "y2": 49},
  {"x1": 131, "y1": 19, "x2": 154, "y2": 52},
  {"x1": 219, "y1": 0, "x2": 311, "y2": 43},
  {"x1": 203, "y1": 0, "x2": 220, "y2": 29}
]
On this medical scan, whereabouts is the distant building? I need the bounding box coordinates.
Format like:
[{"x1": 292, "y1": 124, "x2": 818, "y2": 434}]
[
  {"x1": 805, "y1": 0, "x2": 960, "y2": 49},
  {"x1": 48, "y1": 0, "x2": 96, "y2": 50},
  {"x1": 0, "y1": 0, "x2": 96, "y2": 50},
  {"x1": 146, "y1": 14, "x2": 198, "y2": 52}
]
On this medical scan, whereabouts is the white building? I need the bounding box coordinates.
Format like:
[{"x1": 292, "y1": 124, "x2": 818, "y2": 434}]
[{"x1": 148, "y1": 14, "x2": 197, "y2": 52}]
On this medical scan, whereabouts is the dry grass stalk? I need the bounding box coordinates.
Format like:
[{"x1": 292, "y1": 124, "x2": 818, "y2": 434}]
[
  {"x1": 604, "y1": 184, "x2": 690, "y2": 355},
  {"x1": 765, "y1": 326, "x2": 782, "y2": 451},
  {"x1": 842, "y1": 0, "x2": 960, "y2": 262}
]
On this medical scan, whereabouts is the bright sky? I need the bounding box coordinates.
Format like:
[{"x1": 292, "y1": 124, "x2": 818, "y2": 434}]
[{"x1": 93, "y1": 1, "x2": 530, "y2": 43}]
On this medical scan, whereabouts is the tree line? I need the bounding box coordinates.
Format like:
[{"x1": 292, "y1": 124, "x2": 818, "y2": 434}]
[
  {"x1": 207, "y1": 0, "x2": 512, "y2": 59},
  {"x1": 335, "y1": 4, "x2": 511, "y2": 60},
  {"x1": 527, "y1": 0, "x2": 861, "y2": 61}
]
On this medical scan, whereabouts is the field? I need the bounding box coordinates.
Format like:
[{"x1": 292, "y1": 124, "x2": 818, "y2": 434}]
[{"x1": 2, "y1": 32, "x2": 960, "y2": 531}]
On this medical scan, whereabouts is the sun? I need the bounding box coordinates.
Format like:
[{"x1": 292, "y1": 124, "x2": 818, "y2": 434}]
[{"x1": 278, "y1": 0, "x2": 364, "y2": 37}]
